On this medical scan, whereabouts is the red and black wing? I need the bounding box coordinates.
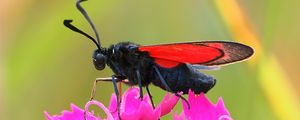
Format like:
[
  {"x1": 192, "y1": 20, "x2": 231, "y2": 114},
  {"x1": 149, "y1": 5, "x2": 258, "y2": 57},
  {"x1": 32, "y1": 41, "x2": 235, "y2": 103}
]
[{"x1": 138, "y1": 41, "x2": 254, "y2": 68}]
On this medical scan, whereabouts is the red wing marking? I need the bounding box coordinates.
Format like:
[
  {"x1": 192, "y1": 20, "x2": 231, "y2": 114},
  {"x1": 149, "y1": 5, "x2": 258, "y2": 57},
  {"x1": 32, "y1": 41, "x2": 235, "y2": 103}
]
[
  {"x1": 154, "y1": 58, "x2": 180, "y2": 68},
  {"x1": 139, "y1": 41, "x2": 254, "y2": 68},
  {"x1": 139, "y1": 43, "x2": 223, "y2": 67}
]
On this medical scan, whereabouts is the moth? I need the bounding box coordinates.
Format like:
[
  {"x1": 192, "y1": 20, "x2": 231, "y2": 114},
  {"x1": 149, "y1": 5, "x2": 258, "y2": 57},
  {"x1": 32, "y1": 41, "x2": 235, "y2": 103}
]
[{"x1": 64, "y1": 0, "x2": 254, "y2": 119}]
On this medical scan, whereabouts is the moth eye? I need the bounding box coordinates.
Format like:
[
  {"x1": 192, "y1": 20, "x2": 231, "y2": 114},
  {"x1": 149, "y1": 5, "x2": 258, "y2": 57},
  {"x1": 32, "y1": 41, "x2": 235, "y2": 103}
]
[{"x1": 93, "y1": 53, "x2": 106, "y2": 70}]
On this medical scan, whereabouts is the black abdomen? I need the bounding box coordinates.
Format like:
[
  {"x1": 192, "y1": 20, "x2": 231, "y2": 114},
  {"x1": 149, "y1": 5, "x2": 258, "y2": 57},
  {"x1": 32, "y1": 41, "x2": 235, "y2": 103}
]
[{"x1": 151, "y1": 64, "x2": 216, "y2": 94}]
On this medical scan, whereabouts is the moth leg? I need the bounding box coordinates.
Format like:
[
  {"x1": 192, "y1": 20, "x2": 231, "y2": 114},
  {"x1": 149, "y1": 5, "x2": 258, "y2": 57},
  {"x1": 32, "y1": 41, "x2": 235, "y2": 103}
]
[
  {"x1": 136, "y1": 70, "x2": 144, "y2": 100},
  {"x1": 153, "y1": 66, "x2": 172, "y2": 91},
  {"x1": 174, "y1": 93, "x2": 190, "y2": 109},
  {"x1": 153, "y1": 66, "x2": 190, "y2": 109},
  {"x1": 89, "y1": 77, "x2": 111, "y2": 100},
  {"x1": 89, "y1": 77, "x2": 123, "y2": 100},
  {"x1": 112, "y1": 75, "x2": 122, "y2": 120},
  {"x1": 146, "y1": 86, "x2": 155, "y2": 109},
  {"x1": 117, "y1": 81, "x2": 122, "y2": 102}
]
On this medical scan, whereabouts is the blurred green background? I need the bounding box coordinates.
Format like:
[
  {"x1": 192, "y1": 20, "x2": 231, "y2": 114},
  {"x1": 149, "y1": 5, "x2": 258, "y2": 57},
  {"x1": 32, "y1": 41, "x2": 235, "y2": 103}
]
[{"x1": 1, "y1": 0, "x2": 300, "y2": 120}]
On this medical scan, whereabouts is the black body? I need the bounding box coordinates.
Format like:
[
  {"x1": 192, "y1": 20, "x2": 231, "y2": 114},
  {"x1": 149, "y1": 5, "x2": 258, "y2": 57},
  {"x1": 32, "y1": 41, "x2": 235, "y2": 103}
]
[{"x1": 104, "y1": 42, "x2": 216, "y2": 94}]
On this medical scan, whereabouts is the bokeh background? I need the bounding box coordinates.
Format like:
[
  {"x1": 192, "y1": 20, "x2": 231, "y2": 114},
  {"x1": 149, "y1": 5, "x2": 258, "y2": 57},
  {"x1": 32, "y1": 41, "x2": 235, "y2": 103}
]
[{"x1": 1, "y1": 0, "x2": 300, "y2": 119}]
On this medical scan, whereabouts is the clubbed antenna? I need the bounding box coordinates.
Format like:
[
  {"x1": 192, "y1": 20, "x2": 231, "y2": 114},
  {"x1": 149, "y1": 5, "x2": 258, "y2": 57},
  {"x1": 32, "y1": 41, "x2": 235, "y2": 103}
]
[
  {"x1": 63, "y1": 0, "x2": 102, "y2": 50},
  {"x1": 76, "y1": 0, "x2": 101, "y2": 47},
  {"x1": 63, "y1": 20, "x2": 100, "y2": 50}
]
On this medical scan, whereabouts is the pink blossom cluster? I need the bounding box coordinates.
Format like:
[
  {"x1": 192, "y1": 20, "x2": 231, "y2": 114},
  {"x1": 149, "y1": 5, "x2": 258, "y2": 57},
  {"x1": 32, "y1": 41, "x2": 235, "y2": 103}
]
[{"x1": 45, "y1": 87, "x2": 231, "y2": 120}]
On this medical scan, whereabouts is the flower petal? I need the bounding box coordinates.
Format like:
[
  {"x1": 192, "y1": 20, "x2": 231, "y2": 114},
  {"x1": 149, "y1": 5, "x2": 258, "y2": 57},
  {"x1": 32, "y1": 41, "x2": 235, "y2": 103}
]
[
  {"x1": 215, "y1": 97, "x2": 232, "y2": 120},
  {"x1": 121, "y1": 87, "x2": 143, "y2": 114},
  {"x1": 108, "y1": 93, "x2": 119, "y2": 119},
  {"x1": 172, "y1": 111, "x2": 185, "y2": 120},
  {"x1": 120, "y1": 87, "x2": 160, "y2": 120},
  {"x1": 44, "y1": 111, "x2": 54, "y2": 119},
  {"x1": 158, "y1": 92, "x2": 180, "y2": 116},
  {"x1": 85, "y1": 100, "x2": 114, "y2": 120},
  {"x1": 137, "y1": 101, "x2": 161, "y2": 120}
]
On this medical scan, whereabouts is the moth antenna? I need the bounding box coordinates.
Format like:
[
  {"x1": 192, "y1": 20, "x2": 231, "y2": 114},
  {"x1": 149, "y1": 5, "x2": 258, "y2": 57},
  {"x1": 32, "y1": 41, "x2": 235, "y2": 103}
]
[
  {"x1": 76, "y1": 0, "x2": 101, "y2": 47},
  {"x1": 63, "y1": 20, "x2": 101, "y2": 50}
]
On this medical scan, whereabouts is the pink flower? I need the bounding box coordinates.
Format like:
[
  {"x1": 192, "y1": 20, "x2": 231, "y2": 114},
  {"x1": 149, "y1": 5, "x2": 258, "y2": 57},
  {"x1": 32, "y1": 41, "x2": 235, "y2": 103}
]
[
  {"x1": 172, "y1": 90, "x2": 232, "y2": 120},
  {"x1": 45, "y1": 87, "x2": 179, "y2": 120},
  {"x1": 45, "y1": 88, "x2": 232, "y2": 120},
  {"x1": 109, "y1": 87, "x2": 179, "y2": 120}
]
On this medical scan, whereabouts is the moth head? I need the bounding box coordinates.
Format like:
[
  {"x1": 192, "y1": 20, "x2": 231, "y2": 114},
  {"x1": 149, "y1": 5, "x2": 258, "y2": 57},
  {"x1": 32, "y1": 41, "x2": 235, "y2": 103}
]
[{"x1": 93, "y1": 49, "x2": 107, "y2": 70}]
